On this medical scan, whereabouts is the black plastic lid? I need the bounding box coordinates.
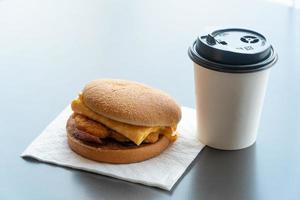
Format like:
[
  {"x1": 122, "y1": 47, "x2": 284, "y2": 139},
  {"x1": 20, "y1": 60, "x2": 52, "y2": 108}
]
[{"x1": 188, "y1": 28, "x2": 278, "y2": 73}]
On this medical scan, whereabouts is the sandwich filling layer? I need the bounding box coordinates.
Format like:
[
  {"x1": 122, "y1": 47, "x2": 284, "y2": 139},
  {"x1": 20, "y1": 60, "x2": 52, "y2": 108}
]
[{"x1": 71, "y1": 95, "x2": 177, "y2": 145}]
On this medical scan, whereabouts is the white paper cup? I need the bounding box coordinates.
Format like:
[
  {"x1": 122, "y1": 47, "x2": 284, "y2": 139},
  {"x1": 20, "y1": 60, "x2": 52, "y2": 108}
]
[
  {"x1": 189, "y1": 28, "x2": 277, "y2": 150},
  {"x1": 194, "y1": 63, "x2": 270, "y2": 150}
]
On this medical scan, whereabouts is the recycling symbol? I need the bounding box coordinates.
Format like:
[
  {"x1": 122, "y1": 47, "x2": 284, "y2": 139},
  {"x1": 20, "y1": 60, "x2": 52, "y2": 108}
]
[{"x1": 240, "y1": 35, "x2": 259, "y2": 44}]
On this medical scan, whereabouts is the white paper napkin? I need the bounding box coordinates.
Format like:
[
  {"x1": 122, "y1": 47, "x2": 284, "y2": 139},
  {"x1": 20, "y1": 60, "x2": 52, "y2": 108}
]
[{"x1": 21, "y1": 106, "x2": 205, "y2": 190}]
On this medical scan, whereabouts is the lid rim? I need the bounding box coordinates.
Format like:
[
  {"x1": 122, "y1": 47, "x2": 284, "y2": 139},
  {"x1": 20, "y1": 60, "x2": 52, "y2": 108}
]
[{"x1": 188, "y1": 42, "x2": 278, "y2": 73}]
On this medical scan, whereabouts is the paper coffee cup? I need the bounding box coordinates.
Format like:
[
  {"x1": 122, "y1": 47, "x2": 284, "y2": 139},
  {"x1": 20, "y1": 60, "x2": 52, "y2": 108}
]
[{"x1": 188, "y1": 28, "x2": 278, "y2": 150}]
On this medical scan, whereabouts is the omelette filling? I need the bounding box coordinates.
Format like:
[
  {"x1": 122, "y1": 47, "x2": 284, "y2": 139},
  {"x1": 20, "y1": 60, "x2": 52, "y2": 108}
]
[{"x1": 71, "y1": 95, "x2": 177, "y2": 145}]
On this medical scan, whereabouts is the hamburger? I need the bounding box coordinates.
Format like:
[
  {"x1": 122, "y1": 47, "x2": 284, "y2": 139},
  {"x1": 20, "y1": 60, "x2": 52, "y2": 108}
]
[{"x1": 66, "y1": 79, "x2": 181, "y2": 164}]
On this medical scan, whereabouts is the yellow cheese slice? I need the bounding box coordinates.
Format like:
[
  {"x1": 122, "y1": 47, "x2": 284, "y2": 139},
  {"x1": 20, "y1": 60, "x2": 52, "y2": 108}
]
[{"x1": 71, "y1": 96, "x2": 176, "y2": 145}]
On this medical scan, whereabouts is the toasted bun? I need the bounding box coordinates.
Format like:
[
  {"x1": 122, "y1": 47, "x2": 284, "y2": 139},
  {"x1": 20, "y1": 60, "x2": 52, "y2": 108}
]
[
  {"x1": 82, "y1": 79, "x2": 181, "y2": 127},
  {"x1": 66, "y1": 116, "x2": 170, "y2": 164}
]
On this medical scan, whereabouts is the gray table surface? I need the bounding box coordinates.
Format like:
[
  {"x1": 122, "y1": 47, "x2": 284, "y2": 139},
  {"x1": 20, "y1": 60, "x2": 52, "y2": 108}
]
[{"x1": 1, "y1": 0, "x2": 300, "y2": 199}]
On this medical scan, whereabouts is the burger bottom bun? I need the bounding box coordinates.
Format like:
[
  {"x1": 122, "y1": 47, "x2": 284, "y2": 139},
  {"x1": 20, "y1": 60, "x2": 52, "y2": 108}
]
[{"x1": 66, "y1": 116, "x2": 170, "y2": 164}]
